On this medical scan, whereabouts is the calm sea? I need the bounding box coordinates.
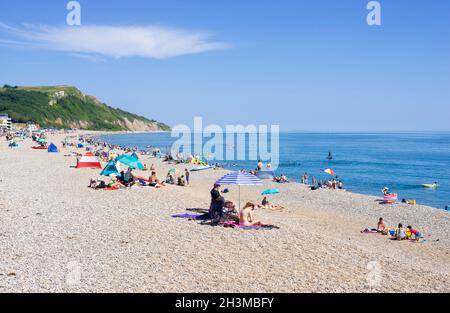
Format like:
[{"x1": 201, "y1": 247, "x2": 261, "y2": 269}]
[{"x1": 100, "y1": 132, "x2": 450, "y2": 210}]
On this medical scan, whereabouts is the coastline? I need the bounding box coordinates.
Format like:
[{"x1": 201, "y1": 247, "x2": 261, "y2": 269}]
[
  {"x1": 95, "y1": 131, "x2": 450, "y2": 210},
  {"x1": 0, "y1": 131, "x2": 449, "y2": 292}
]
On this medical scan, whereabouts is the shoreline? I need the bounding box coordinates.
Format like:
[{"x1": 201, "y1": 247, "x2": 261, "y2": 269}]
[
  {"x1": 94, "y1": 131, "x2": 447, "y2": 211},
  {"x1": 1, "y1": 130, "x2": 449, "y2": 292}
]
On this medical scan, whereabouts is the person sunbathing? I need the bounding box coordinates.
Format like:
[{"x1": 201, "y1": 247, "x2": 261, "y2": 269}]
[
  {"x1": 240, "y1": 202, "x2": 264, "y2": 226},
  {"x1": 88, "y1": 178, "x2": 105, "y2": 189},
  {"x1": 107, "y1": 176, "x2": 124, "y2": 189},
  {"x1": 260, "y1": 197, "x2": 284, "y2": 210}
]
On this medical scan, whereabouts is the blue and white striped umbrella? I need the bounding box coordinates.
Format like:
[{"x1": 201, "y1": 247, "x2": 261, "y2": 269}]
[
  {"x1": 215, "y1": 172, "x2": 263, "y2": 209},
  {"x1": 216, "y1": 171, "x2": 263, "y2": 186}
]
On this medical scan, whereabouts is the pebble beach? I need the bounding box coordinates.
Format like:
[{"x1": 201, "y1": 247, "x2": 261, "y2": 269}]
[{"x1": 0, "y1": 132, "x2": 449, "y2": 293}]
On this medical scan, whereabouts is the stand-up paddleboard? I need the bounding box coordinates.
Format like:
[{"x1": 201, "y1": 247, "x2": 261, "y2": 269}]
[
  {"x1": 191, "y1": 165, "x2": 213, "y2": 172},
  {"x1": 327, "y1": 151, "x2": 333, "y2": 160},
  {"x1": 422, "y1": 183, "x2": 439, "y2": 189}
]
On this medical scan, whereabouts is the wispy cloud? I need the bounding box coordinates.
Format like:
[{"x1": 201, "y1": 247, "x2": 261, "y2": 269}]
[{"x1": 0, "y1": 22, "x2": 231, "y2": 59}]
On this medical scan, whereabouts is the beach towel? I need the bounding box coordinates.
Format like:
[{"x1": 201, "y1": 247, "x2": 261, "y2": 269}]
[
  {"x1": 103, "y1": 185, "x2": 121, "y2": 191},
  {"x1": 171, "y1": 213, "x2": 210, "y2": 220},
  {"x1": 221, "y1": 220, "x2": 279, "y2": 230},
  {"x1": 361, "y1": 228, "x2": 379, "y2": 234}
]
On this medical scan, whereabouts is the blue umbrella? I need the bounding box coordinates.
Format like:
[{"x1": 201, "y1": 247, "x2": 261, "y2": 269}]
[
  {"x1": 216, "y1": 171, "x2": 263, "y2": 209},
  {"x1": 116, "y1": 154, "x2": 145, "y2": 170},
  {"x1": 261, "y1": 188, "x2": 280, "y2": 195}
]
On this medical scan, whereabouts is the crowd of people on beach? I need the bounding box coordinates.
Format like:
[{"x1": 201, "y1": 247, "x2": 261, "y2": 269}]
[
  {"x1": 3, "y1": 129, "x2": 442, "y2": 235},
  {"x1": 362, "y1": 217, "x2": 425, "y2": 242}
]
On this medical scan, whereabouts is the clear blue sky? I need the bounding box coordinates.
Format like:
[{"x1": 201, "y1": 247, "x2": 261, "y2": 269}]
[{"x1": 0, "y1": 0, "x2": 449, "y2": 131}]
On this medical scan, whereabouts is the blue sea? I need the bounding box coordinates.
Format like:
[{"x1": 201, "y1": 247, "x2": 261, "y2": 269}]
[{"x1": 100, "y1": 132, "x2": 450, "y2": 210}]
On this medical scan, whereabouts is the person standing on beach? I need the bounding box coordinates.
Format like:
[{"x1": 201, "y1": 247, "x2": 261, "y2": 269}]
[
  {"x1": 257, "y1": 160, "x2": 263, "y2": 171},
  {"x1": 312, "y1": 176, "x2": 317, "y2": 187},
  {"x1": 185, "y1": 169, "x2": 190, "y2": 186}
]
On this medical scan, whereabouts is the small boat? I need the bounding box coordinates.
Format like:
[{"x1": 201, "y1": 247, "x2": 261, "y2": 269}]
[
  {"x1": 191, "y1": 165, "x2": 213, "y2": 172},
  {"x1": 422, "y1": 183, "x2": 439, "y2": 189}
]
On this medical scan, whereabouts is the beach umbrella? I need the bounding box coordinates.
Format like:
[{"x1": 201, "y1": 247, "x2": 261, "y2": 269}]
[
  {"x1": 116, "y1": 154, "x2": 145, "y2": 170},
  {"x1": 261, "y1": 188, "x2": 280, "y2": 195},
  {"x1": 322, "y1": 168, "x2": 336, "y2": 176},
  {"x1": 216, "y1": 171, "x2": 263, "y2": 209},
  {"x1": 100, "y1": 160, "x2": 121, "y2": 177},
  {"x1": 168, "y1": 168, "x2": 177, "y2": 174},
  {"x1": 131, "y1": 152, "x2": 139, "y2": 160}
]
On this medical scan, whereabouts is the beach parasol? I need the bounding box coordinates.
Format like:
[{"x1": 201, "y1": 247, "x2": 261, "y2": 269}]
[
  {"x1": 261, "y1": 188, "x2": 280, "y2": 195},
  {"x1": 116, "y1": 154, "x2": 145, "y2": 170},
  {"x1": 168, "y1": 168, "x2": 178, "y2": 174},
  {"x1": 322, "y1": 168, "x2": 336, "y2": 176},
  {"x1": 100, "y1": 160, "x2": 121, "y2": 177},
  {"x1": 215, "y1": 171, "x2": 263, "y2": 209}
]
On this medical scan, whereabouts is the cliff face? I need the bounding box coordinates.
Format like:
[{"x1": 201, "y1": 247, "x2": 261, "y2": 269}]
[{"x1": 0, "y1": 85, "x2": 171, "y2": 131}]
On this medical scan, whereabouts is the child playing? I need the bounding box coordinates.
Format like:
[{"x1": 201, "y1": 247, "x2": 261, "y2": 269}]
[
  {"x1": 395, "y1": 223, "x2": 407, "y2": 240},
  {"x1": 406, "y1": 225, "x2": 423, "y2": 241}
]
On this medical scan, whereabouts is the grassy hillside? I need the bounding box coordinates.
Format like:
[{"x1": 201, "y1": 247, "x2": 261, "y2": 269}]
[{"x1": 0, "y1": 85, "x2": 171, "y2": 131}]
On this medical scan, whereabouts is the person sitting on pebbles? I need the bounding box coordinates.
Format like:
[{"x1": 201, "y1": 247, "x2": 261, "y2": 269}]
[
  {"x1": 165, "y1": 173, "x2": 175, "y2": 185},
  {"x1": 406, "y1": 225, "x2": 424, "y2": 241},
  {"x1": 148, "y1": 171, "x2": 162, "y2": 186},
  {"x1": 177, "y1": 175, "x2": 186, "y2": 187},
  {"x1": 220, "y1": 201, "x2": 239, "y2": 223},
  {"x1": 377, "y1": 217, "x2": 389, "y2": 235},
  {"x1": 395, "y1": 223, "x2": 407, "y2": 240},
  {"x1": 240, "y1": 202, "x2": 264, "y2": 226}
]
